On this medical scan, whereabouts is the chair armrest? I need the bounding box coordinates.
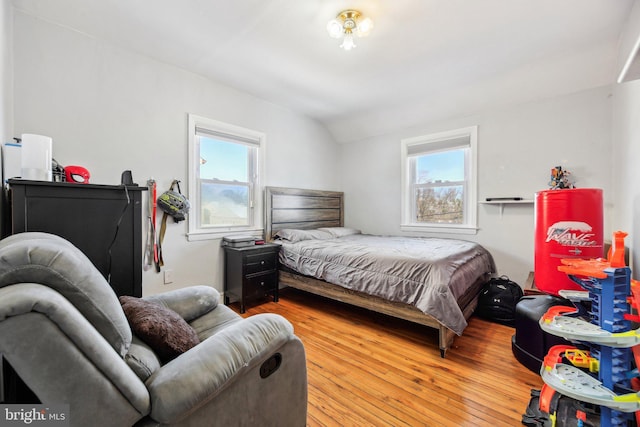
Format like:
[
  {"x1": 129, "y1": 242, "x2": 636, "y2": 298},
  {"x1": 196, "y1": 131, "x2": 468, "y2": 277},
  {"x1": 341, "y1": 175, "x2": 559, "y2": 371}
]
[
  {"x1": 143, "y1": 285, "x2": 219, "y2": 321},
  {"x1": 145, "y1": 313, "x2": 297, "y2": 423}
]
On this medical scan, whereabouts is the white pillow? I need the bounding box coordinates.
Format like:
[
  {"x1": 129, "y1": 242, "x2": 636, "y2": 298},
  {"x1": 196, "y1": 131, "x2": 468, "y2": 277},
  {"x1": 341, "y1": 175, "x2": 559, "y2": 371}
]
[
  {"x1": 317, "y1": 227, "x2": 361, "y2": 238},
  {"x1": 274, "y1": 228, "x2": 333, "y2": 243}
]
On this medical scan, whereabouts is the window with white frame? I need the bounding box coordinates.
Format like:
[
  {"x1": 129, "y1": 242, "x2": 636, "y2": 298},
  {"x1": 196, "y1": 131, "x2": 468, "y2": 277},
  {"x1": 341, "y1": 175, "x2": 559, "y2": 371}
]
[
  {"x1": 401, "y1": 126, "x2": 478, "y2": 234},
  {"x1": 187, "y1": 114, "x2": 265, "y2": 240}
]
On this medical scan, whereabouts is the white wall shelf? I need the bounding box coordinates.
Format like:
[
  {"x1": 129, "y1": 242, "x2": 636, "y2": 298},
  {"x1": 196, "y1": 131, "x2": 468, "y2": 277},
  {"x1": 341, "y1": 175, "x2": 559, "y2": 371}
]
[{"x1": 479, "y1": 199, "x2": 534, "y2": 217}]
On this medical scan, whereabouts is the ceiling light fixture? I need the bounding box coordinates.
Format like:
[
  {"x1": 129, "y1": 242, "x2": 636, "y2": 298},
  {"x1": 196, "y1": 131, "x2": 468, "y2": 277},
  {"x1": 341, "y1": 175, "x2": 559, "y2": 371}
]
[{"x1": 326, "y1": 10, "x2": 373, "y2": 51}]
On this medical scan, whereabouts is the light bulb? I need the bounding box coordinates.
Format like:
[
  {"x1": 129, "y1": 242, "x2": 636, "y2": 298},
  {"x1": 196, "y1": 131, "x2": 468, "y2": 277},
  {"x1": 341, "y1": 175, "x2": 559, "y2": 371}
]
[
  {"x1": 326, "y1": 19, "x2": 343, "y2": 38},
  {"x1": 357, "y1": 17, "x2": 373, "y2": 36},
  {"x1": 340, "y1": 34, "x2": 356, "y2": 51}
]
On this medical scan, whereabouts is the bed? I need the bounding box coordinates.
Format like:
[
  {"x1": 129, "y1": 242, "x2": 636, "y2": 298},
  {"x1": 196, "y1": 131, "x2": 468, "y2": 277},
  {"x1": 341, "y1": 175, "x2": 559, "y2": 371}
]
[{"x1": 264, "y1": 186, "x2": 495, "y2": 357}]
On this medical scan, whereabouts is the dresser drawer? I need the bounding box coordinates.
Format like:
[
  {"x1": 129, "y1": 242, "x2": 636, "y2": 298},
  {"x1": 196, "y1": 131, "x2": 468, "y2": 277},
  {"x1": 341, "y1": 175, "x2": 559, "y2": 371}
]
[
  {"x1": 244, "y1": 252, "x2": 277, "y2": 275},
  {"x1": 244, "y1": 272, "x2": 278, "y2": 299}
]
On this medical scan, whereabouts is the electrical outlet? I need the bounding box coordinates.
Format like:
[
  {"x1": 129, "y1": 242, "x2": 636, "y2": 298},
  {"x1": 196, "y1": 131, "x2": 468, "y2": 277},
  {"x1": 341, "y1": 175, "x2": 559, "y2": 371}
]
[{"x1": 164, "y1": 269, "x2": 174, "y2": 284}]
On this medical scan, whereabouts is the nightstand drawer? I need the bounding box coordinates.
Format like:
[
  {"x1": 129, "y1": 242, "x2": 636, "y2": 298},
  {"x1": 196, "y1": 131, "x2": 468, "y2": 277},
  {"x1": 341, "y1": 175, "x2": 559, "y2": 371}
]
[
  {"x1": 245, "y1": 272, "x2": 278, "y2": 298},
  {"x1": 245, "y1": 252, "x2": 277, "y2": 275}
]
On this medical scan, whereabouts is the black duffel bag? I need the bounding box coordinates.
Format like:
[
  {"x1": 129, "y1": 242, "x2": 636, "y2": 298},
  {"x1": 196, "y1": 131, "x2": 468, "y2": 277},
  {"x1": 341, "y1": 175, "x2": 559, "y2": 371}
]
[{"x1": 475, "y1": 276, "x2": 524, "y2": 326}]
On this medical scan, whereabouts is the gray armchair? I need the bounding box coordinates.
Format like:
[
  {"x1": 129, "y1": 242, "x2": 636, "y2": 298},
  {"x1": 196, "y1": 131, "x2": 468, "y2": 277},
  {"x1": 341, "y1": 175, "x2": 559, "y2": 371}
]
[{"x1": 0, "y1": 232, "x2": 307, "y2": 426}]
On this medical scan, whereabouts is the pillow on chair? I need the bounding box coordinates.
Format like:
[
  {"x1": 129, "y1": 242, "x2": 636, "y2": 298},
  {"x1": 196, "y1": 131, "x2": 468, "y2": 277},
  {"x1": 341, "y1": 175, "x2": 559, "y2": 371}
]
[{"x1": 119, "y1": 296, "x2": 200, "y2": 363}]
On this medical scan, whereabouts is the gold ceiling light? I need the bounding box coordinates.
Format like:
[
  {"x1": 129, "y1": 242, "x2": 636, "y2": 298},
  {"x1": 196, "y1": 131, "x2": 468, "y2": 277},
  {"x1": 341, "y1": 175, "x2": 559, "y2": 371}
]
[{"x1": 326, "y1": 10, "x2": 373, "y2": 51}]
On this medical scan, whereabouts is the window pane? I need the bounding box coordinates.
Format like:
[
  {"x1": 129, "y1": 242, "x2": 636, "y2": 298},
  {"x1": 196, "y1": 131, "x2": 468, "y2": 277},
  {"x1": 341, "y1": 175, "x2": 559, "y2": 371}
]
[
  {"x1": 414, "y1": 186, "x2": 464, "y2": 224},
  {"x1": 189, "y1": 114, "x2": 265, "y2": 237},
  {"x1": 199, "y1": 136, "x2": 248, "y2": 182},
  {"x1": 200, "y1": 182, "x2": 249, "y2": 227},
  {"x1": 401, "y1": 126, "x2": 477, "y2": 232},
  {"x1": 416, "y1": 149, "x2": 465, "y2": 184}
]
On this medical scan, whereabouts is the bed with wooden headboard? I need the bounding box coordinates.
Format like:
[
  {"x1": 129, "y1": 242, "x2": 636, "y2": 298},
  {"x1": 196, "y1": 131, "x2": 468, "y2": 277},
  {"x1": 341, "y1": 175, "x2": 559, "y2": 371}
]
[{"x1": 264, "y1": 186, "x2": 493, "y2": 357}]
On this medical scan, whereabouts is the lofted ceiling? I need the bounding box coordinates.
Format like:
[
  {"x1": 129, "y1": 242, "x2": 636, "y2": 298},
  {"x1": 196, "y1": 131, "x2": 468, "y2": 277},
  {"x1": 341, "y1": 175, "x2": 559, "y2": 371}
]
[{"x1": 10, "y1": 0, "x2": 636, "y2": 143}]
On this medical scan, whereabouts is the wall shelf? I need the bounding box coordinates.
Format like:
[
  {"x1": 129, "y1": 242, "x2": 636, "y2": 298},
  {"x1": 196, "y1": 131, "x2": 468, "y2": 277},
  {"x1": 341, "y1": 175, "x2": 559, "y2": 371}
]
[{"x1": 479, "y1": 199, "x2": 534, "y2": 217}]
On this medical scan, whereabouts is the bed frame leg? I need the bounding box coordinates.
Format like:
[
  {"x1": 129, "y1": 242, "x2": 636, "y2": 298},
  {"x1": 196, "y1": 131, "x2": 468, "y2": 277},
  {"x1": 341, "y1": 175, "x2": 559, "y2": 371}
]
[{"x1": 438, "y1": 325, "x2": 454, "y2": 358}]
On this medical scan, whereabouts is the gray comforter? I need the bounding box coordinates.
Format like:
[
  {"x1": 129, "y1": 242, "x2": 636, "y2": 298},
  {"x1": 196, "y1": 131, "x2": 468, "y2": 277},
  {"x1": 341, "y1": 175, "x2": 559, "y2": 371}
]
[{"x1": 277, "y1": 233, "x2": 495, "y2": 335}]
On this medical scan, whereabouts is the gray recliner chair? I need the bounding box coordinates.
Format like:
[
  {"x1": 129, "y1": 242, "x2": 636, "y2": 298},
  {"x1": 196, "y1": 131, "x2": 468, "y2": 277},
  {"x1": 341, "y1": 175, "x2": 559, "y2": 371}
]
[{"x1": 0, "y1": 232, "x2": 307, "y2": 426}]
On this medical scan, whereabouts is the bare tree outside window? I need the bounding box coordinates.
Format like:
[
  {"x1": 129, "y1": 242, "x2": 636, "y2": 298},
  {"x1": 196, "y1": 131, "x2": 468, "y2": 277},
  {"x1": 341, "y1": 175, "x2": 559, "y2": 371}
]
[
  {"x1": 415, "y1": 186, "x2": 463, "y2": 223},
  {"x1": 412, "y1": 148, "x2": 465, "y2": 224}
]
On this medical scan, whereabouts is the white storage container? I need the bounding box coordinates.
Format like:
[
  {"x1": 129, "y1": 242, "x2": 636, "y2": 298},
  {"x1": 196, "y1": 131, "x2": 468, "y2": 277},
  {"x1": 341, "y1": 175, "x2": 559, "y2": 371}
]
[{"x1": 21, "y1": 133, "x2": 52, "y2": 181}]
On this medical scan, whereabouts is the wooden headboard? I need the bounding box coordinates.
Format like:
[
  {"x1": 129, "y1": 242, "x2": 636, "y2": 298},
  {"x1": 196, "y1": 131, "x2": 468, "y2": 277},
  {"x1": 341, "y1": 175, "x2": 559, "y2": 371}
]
[{"x1": 264, "y1": 187, "x2": 344, "y2": 241}]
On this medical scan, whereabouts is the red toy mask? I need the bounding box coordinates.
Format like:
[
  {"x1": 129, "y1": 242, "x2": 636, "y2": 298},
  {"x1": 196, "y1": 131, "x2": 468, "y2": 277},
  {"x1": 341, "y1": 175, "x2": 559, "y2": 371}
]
[{"x1": 65, "y1": 165, "x2": 90, "y2": 184}]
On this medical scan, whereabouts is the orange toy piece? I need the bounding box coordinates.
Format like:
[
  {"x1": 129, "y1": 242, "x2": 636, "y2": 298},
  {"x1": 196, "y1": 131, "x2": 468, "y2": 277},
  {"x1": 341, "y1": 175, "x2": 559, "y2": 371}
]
[
  {"x1": 558, "y1": 231, "x2": 629, "y2": 279},
  {"x1": 625, "y1": 280, "x2": 640, "y2": 323},
  {"x1": 539, "y1": 383, "x2": 557, "y2": 414},
  {"x1": 543, "y1": 344, "x2": 576, "y2": 370},
  {"x1": 609, "y1": 231, "x2": 628, "y2": 268},
  {"x1": 558, "y1": 258, "x2": 608, "y2": 279}
]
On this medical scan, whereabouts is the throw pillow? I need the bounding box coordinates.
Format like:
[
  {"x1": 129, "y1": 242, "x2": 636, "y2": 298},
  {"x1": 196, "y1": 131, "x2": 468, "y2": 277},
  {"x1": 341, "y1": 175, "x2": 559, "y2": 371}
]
[{"x1": 119, "y1": 296, "x2": 200, "y2": 363}]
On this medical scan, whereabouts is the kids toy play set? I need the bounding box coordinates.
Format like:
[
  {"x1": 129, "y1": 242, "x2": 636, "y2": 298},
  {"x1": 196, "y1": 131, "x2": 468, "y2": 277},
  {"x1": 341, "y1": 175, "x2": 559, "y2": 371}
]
[{"x1": 524, "y1": 232, "x2": 640, "y2": 427}]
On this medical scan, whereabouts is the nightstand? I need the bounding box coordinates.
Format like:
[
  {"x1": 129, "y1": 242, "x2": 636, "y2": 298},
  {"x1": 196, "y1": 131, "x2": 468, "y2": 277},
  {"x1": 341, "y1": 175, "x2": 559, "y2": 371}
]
[{"x1": 223, "y1": 243, "x2": 280, "y2": 313}]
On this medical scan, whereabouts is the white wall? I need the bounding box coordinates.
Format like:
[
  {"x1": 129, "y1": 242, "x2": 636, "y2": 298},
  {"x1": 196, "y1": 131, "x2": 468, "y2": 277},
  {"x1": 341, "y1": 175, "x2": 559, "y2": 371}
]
[
  {"x1": 612, "y1": 80, "x2": 640, "y2": 278},
  {"x1": 0, "y1": 0, "x2": 11, "y2": 143},
  {"x1": 12, "y1": 11, "x2": 340, "y2": 296},
  {"x1": 341, "y1": 87, "x2": 613, "y2": 286},
  {"x1": 612, "y1": 0, "x2": 640, "y2": 278}
]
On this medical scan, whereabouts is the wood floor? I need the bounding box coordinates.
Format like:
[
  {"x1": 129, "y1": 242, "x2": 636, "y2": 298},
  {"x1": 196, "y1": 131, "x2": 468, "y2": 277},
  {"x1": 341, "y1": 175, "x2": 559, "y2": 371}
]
[{"x1": 232, "y1": 288, "x2": 543, "y2": 427}]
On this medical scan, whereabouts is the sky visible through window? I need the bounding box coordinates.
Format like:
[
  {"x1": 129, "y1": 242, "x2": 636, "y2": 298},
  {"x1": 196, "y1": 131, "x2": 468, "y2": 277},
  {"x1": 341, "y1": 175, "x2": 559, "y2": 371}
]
[
  {"x1": 199, "y1": 136, "x2": 247, "y2": 181},
  {"x1": 416, "y1": 148, "x2": 464, "y2": 183},
  {"x1": 197, "y1": 136, "x2": 251, "y2": 227}
]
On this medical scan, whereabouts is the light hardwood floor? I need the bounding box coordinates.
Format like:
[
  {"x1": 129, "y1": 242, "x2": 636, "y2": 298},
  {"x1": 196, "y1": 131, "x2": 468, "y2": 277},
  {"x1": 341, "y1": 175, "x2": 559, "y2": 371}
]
[{"x1": 232, "y1": 288, "x2": 543, "y2": 427}]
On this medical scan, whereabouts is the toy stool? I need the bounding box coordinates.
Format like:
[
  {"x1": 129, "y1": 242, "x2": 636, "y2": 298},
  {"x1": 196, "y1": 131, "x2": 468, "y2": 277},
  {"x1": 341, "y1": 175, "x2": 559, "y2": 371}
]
[{"x1": 511, "y1": 295, "x2": 573, "y2": 373}]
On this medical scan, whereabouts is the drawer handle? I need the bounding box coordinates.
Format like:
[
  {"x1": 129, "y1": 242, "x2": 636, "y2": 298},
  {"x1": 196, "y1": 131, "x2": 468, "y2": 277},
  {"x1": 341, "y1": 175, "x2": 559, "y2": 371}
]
[
  {"x1": 260, "y1": 281, "x2": 265, "y2": 286},
  {"x1": 260, "y1": 260, "x2": 265, "y2": 265}
]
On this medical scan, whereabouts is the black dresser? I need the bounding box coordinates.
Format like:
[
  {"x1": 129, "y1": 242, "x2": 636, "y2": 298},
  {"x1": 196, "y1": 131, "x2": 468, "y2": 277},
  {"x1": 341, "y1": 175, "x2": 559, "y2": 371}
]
[{"x1": 3, "y1": 179, "x2": 145, "y2": 297}]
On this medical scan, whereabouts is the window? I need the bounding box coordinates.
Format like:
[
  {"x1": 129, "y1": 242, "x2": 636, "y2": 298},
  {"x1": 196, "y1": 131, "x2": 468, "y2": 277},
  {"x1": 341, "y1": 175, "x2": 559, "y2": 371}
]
[
  {"x1": 401, "y1": 126, "x2": 478, "y2": 234},
  {"x1": 187, "y1": 114, "x2": 265, "y2": 240}
]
